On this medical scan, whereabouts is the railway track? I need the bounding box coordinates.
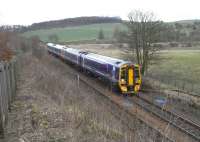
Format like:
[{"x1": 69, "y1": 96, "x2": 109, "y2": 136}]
[
  {"x1": 77, "y1": 74, "x2": 200, "y2": 142},
  {"x1": 131, "y1": 95, "x2": 200, "y2": 141}
]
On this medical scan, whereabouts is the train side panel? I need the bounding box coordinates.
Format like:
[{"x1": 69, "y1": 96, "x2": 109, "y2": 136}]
[{"x1": 82, "y1": 56, "x2": 119, "y2": 84}]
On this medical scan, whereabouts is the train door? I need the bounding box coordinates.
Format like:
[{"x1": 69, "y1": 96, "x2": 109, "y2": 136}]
[
  {"x1": 112, "y1": 67, "x2": 116, "y2": 80},
  {"x1": 128, "y1": 67, "x2": 134, "y2": 86},
  {"x1": 61, "y1": 49, "x2": 65, "y2": 58},
  {"x1": 121, "y1": 66, "x2": 134, "y2": 86},
  {"x1": 119, "y1": 67, "x2": 128, "y2": 92},
  {"x1": 119, "y1": 65, "x2": 135, "y2": 93},
  {"x1": 121, "y1": 68, "x2": 127, "y2": 85},
  {"x1": 79, "y1": 52, "x2": 88, "y2": 68},
  {"x1": 78, "y1": 54, "x2": 83, "y2": 67}
]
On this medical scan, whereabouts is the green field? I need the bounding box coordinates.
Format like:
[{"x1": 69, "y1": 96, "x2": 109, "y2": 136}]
[
  {"x1": 22, "y1": 23, "x2": 125, "y2": 42},
  {"x1": 149, "y1": 50, "x2": 200, "y2": 82},
  {"x1": 148, "y1": 50, "x2": 200, "y2": 94}
]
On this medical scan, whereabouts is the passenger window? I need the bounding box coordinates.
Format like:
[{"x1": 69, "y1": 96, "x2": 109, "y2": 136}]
[{"x1": 115, "y1": 68, "x2": 119, "y2": 79}]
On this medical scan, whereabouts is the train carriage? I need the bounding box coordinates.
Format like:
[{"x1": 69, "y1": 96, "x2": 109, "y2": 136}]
[
  {"x1": 47, "y1": 43, "x2": 64, "y2": 56},
  {"x1": 47, "y1": 43, "x2": 142, "y2": 94},
  {"x1": 64, "y1": 48, "x2": 80, "y2": 64},
  {"x1": 82, "y1": 53, "x2": 121, "y2": 83}
]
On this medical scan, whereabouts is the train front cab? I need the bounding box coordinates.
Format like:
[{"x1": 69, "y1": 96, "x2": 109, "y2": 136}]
[{"x1": 119, "y1": 64, "x2": 141, "y2": 94}]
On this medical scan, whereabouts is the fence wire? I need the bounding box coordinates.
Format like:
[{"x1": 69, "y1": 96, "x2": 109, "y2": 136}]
[{"x1": 145, "y1": 73, "x2": 200, "y2": 96}]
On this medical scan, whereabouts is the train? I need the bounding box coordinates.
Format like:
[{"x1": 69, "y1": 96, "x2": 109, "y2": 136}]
[{"x1": 47, "y1": 43, "x2": 142, "y2": 94}]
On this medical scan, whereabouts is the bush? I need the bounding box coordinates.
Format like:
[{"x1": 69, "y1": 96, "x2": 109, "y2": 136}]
[
  {"x1": 48, "y1": 34, "x2": 59, "y2": 43},
  {"x1": 31, "y1": 36, "x2": 44, "y2": 59},
  {"x1": 98, "y1": 29, "x2": 104, "y2": 40},
  {"x1": 169, "y1": 42, "x2": 179, "y2": 47},
  {"x1": 0, "y1": 32, "x2": 14, "y2": 61}
]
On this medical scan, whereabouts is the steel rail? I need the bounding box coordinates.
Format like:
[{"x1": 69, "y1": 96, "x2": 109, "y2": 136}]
[{"x1": 131, "y1": 95, "x2": 200, "y2": 141}]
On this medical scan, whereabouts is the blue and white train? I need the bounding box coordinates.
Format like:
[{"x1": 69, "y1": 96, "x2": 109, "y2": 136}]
[{"x1": 47, "y1": 43, "x2": 142, "y2": 94}]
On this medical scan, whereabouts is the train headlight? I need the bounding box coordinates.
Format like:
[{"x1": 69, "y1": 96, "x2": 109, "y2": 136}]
[
  {"x1": 135, "y1": 78, "x2": 141, "y2": 84},
  {"x1": 121, "y1": 79, "x2": 126, "y2": 84},
  {"x1": 135, "y1": 85, "x2": 140, "y2": 92}
]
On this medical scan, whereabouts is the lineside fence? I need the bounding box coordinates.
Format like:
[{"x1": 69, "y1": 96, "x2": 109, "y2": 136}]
[
  {"x1": 144, "y1": 73, "x2": 200, "y2": 97},
  {"x1": 0, "y1": 59, "x2": 17, "y2": 137}
]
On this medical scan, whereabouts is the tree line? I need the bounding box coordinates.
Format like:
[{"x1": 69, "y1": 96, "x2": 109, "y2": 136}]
[
  {"x1": 0, "y1": 16, "x2": 122, "y2": 33},
  {"x1": 114, "y1": 20, "x2": 200, "y2": 44}
]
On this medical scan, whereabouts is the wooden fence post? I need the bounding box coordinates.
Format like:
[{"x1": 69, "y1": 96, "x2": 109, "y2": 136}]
[
  {"x1": 0, "y1": 60, "x2": 17, "y2": 138},
  {"x1": 6, "y1": 63, "x2": 12, "y2": 111},
  {"x1": 0, "y1": 63, "x2": 5, "y2": 137},
  {"x1": 2, "y1": 63, "x2": 8, "y2": 125}
]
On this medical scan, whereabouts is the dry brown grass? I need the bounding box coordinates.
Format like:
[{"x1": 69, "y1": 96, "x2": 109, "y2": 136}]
[
  {"x1": 3, "y1": 53, "x2": 128, "y2": 142},
  {"x1": 0, "y1": 32, "x2": 14, "y2": 61},
  {"x1": 0, "y1": 47, "x2": 13, "y2": 61},
  {"x1": 2, "y1": 46, "x2": 172, "y2": 142}
]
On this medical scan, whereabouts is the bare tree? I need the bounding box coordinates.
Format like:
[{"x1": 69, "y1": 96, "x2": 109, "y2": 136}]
[
  {"x1": 0, "y1": 32, "x2": 14, "y2": 61},
  {"x1": 98, "y1": 29, "x2": 105, "y2": 40},
  {"x1": 113, "y1": 27, "x2": 128, "y2": 44},
  {"x1": 127, "y1": 10, "x2": 164, "y2": 75},
  {"x1": 48, "y1": 34, "x2": 59, "y2": 43},
  {"x1": 31, "y1": 36, "x2": 43, "y2": 59}
]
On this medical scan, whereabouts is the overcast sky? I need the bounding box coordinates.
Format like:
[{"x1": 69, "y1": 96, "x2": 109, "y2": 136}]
[{"x1": 0, "y1": 0, "x2": 199, "y2": 25}]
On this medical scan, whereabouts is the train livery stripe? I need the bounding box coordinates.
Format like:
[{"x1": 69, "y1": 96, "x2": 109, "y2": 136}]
[{"x1": 128, "y1": 68, "x2": 134, "y2": 86}]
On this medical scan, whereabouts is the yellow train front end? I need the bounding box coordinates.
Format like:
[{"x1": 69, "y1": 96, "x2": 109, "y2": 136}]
[{"x1": 118, "y1": 64, "x2": 142, "y2": 94}]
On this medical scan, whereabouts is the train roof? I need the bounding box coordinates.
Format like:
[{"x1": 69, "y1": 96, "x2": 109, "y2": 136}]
[
  {"x1": 85, "y1": 53, "x2": 131, "y2": 67},
  {"x1": 48, "y1": 43, "x2": 83, "y2": 55},
  {"x1": 66, "y1": 48, "x2": 81, "y2": 55},
  {"x1": 47, "y1": 43, "x2": 133, "y2": 67},
  {"x1": 47, "y1": 43, "x2": 65, "y2": 50}
]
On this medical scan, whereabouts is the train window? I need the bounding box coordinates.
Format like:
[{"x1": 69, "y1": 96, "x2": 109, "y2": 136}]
[
  {"x1": 108, "y1": 64, "x2": 113, "y2": 75},
  {"x1": 115, "y1": 61, "x2": 121, "y2": 64},
  {"x1": 134, "y1": 67, "x2": 140, "y2": 78},
  {"x1": 115, "y1": 68, "x2": 119, "y2": 79},
  {"x1": 121, "y1": 68, "x2": 127, "y2": 82},
  {"x1": 79, "y1": 51, "x2": 88, "y2": 55}
]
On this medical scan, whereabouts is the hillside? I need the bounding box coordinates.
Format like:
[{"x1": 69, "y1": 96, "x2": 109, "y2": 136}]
[
  {"x1": 29, "y1": 16, "x2": 122, "y2": 30},
  {"x1": 174, "y1": 19, "x2": 200, "y2": 24},
  {"x1": 20, "y1": 16, "x2": 200, "y2": 43},
  {"x1": 0, "y1": 16, "x2": 122, "y2": 33},
  {"x1": 22, "y1": 23, "x2": 125, "y2": 42}
]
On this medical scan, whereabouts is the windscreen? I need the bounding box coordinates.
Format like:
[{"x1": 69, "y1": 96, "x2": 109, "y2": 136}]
[{"x1": 134, "y1": 66, "x2": 140, "y2": 78}]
